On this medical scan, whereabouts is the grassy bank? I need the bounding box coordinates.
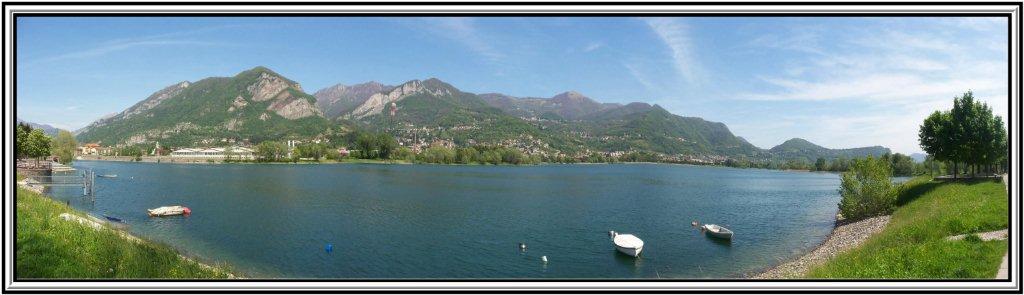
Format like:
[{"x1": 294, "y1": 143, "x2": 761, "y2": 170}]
[
  {"x1": 806, "y1": 177, "x2": 1008, "y2": 278},
  {"x1": 15, "y1": 186, "x2": 232, "y2": 279}
]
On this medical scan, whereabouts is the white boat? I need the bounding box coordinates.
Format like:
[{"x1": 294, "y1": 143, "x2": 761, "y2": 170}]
[
  {"x1": 609, "y1": 231, "x2": 644, "y2": 257},
  {"x1": 147, "y1": 206, "x2": 191, "y2": 217},
  {"x1": 97, "y1": 174, "x2": 117, "y2": 178},
  {"x1": 702, "y1": 224, "x2": 734, "y2": 240}
]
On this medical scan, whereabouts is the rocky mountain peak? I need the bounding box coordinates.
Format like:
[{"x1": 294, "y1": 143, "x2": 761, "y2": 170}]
[
  {"x1": 313, "y1": 81, "x2": 394, "y2": 118},
  {"x1": 551, "y1": 91, "x2": 592, "y2": 103},
  {"x1": 115, "y1": 80, "x2": 192, "y2": 122},
  {"x1": 247, "y1": 72, "x2": 295, "y2": 102},
  {"x1": 344, "y1": 78, "x2": 463, "y2": 119}
]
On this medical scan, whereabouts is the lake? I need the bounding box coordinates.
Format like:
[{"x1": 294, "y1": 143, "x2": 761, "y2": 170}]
[{"x1": 47, "y1": 161, "x2": 842, "y2": 278}]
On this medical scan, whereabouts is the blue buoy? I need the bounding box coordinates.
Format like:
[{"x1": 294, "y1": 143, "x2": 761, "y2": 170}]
[{"x1": 325, "y1": 244, "x2": 333, "y2": 253}]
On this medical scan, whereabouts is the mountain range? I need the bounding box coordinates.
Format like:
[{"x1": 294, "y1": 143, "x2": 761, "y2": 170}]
[
  {"x1": 17, "y1": 117, "x2": 63, "y2": 136},
  {"x1": 74, "y1": 66, "x2": 891, "y2": 161}
]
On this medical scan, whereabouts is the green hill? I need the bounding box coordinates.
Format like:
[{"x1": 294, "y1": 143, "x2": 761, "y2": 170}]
[
  {"x1": 769, "y1": 138, "x2": 890, "y2": 161},
  {"x1": 76, "y1": 67, "x2": 335, "y2": 147}
]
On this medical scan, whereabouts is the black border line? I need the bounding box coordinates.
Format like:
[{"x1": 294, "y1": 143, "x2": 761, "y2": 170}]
[{"x1": 3, "y1": 1, "x2": 1021, "y2": 293}]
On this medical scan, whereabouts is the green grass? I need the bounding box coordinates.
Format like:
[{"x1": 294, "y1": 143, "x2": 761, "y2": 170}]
[
  {"x1": 15, "y1": 187, "x2": 232, "y2": 279},
  {"x1": 806, "y1": 177, "x2": 1008, "y2": 279}
]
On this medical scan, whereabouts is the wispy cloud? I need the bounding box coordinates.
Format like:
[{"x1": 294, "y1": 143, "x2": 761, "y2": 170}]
[
  {"x1": 425, "y1": 18, "x2": 505, "y2": 62},
  {"x1": 582, "y1": 42, "x2": 604, "y2": 52},
  {"x1": 748, "y1": 29, "x2": 825, "y2": 55},
  {"x1": 644, "y1": 18, "x2": 703, "y2": 85},
  {"x1": 623, "y1": 62, "x2": 656, "y2": 91},
  {"x1": 740, "y1": 24, "x2": 1006, "y2": 104},
  {"x1": 944, "y1": 17, "x2": 1005, "y2": 31},
  {"x1": 733, "y1": 20, "x2": 1008, "y2": 153},
  {"x1": 35, "y1": 40, "x2": 225, "y2": 64},
  {"x1": 30, "y1": 25, "x2": 243, "y2": 64}
]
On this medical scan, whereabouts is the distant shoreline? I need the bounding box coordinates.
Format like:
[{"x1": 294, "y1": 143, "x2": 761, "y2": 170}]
[
  {"x1": 72, "y1": 156, "x2": 848, "y2": 176},
  {"x1": 73, "y1": 156, "x2": 771, "y2": 170}
]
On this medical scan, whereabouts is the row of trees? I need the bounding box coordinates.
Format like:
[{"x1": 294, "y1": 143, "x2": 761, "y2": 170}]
[
  {"x1": 919, "y1": 91, "x2": 1007, "y2": 178},
  {"x1": 838, "y1": 90, "x2": 1010, "y2": 222},
  {"x1": 406, "y1": 146, "x2": 544, "y2": 165},
  {"x1": 811, "y1": 153, "x2": 914, "y2": 176},
  {"x1": 354, "y1": 132, "x2": 398, "y2": 160},
  {"x1": 16, "y1": 124, "x2": 77, "y2": 165},
  {"x1": 252, "y1": 141, "x2": 335, "y2": 162},
  {"x1": 16, "y1": 124, "x2": 51, "y2": 165}
]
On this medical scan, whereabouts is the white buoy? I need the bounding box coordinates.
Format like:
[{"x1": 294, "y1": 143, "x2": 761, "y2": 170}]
[
  {"x1": 519, "y1": 243, "x2": 526, "y2": 250},
  {"x1": 541, "y1": 255, "x2": 548, "y2": 263}
]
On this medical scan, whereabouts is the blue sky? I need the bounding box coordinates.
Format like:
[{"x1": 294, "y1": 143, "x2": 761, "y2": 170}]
[{"x1": 16, "y1": 17, "x2": 1009, "y2": 154}]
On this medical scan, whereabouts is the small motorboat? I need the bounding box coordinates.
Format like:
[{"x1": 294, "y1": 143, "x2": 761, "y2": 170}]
[
  {"x1": 702, "y1": 224, "x2": 734, "y2": 240},
  {"x1": 147, "y1": 206, "x2": 191, "y2": 217},
  {"x1": 97, "y1": 174, "x2": 117, "y2": 178},
  {"x1": 102, "y1": 214, "x2": 126, "y2": 223},
  {"x1": 609, "y1": 230, "x2": 644, "y2": 257}
]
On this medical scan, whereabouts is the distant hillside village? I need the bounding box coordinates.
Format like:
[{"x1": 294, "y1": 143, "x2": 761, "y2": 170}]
[{"x1": 75, "y1": 139, "x2": 348, "y2": 163}]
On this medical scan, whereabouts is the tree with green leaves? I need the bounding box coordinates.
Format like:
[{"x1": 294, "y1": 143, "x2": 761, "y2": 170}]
[
  {"x1": 375, "y1": 133, "x2": 398, "y2": 160},
  {"x1": 52, "y1": 130, "x2": 77, "y2": 165},
  {"x1": 223, "y1": 146, "x2": 235, "y2": 162},
  {"x1": 255, "y1": 141, "x2": 288, "y2": 162},
  {"x1": 355, "y1": 133, "x2": 376, "y2": 159},
  {"x1": 24, "y1": 129, "x2": 52, "y2": 166},
  {"x1": 838, "y1": 156, "x2": 896, "y2": 220},
  {"x1": 294, "y1": 143, "x2": 328, "y2": 161},
  {"x1": 418, "y1": 146, "x2": 456, "y2": 164},
  {"x1": 830, "y1": 156, "x2": 850, "y2": 172},
  {"x1": 920, "y1": 110, "x2": 954, "y2": 176},
  {"x1": 455, "y1": 147, "x2": 479, "y2": 164},
  {"x1": 888, "y1": 153, "x2": 914, "y2": 177},
  {"x1": 919, "y1": 91, "x2": 1008, "y2": 178},
  {"x1": 814, "y1": 157, "x2": 829, "y2": 171},
  {"x1": 16, "y1": 123, "x2": 32, "y2": 158},
  {"x1": 393, "y1": 147, "x2": 416, "y2": 162}
]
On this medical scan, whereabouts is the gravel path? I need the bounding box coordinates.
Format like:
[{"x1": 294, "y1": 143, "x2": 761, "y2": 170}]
[
  {"x1": 753, "y1": 215, "x2": 890, "y2": 279},
  {"x1": 946, "y1": 229, "x2": 1008, "y2": 241}
]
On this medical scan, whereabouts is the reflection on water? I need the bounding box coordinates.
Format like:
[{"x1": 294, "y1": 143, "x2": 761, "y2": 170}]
[{"x1": 51, "y1": 161, "x2": 841, "y2": 278}]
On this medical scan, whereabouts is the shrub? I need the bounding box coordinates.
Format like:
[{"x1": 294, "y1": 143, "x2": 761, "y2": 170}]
[{"x1": 838, "y1": 156, "x2": 897, "y2": 220}]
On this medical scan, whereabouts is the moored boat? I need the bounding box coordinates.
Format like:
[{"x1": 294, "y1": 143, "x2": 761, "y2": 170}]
[
  {"x1": 147, "y1": 205, "x2": 191, "y2": 217},
  {"x1": 102, "y1": 214, "x2": 125, "y2": 223},
  {"x1": 702, "y1": 224, "x2": 733, "y2": 240},
  {"x1": 97, "y1": 174, "x2": 117, "y2": 178},
  {"x1": 608, "y1": 230, "x2": 644, "y2": 257}
]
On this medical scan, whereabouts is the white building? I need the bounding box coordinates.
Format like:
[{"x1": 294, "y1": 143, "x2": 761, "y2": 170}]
[{"x1": 169, "y1": 146, "x2": 255, "y2": 160}]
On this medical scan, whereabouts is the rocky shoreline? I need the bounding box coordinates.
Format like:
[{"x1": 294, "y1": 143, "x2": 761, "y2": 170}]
[{"x1": 752, "y1": 215, "x2": 891, "y2": 279}]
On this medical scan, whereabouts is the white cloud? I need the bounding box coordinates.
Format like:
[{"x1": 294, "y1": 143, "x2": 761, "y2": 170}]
[
  {"x1": 623, "y1": 62, "x2": 656, "y2": 91},
  {"x1": 945, "y1": 17, "x2": 1005, "y2": 31},
  {"x1": 644, "y1": 18, "x2": 703, "y2": 85},
  {"x1": 735, "y1": 20, "x2": 1008, "y2": 154},
  {"x1": 748, "y1": 29, "x2": 825, "y2": 55},
  {"x1": 427, "y1": 18, "x2": 504, "y2": 62},
  {"x1": 31, "y1": 25, "x2": 244, "y2": 64},
  {"x1": 583, "y1": 42, "x2": 604, "y2": 52},
  {"x1": 35, "y1": 40, "x2": 223, "y2": 64}
]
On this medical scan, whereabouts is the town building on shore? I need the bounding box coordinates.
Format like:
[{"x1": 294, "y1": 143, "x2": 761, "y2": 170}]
[
  {"x1": 78, "y1": 143, "x2": 102, "y2": 155},
  {"x1": 169, "y1": 146, "x2": 255, "y2": 160}
]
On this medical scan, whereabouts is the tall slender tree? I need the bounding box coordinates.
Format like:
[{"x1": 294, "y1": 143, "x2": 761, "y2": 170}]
[{"x1": 52, "y1": 130, "x2": 77, "y2": 165}]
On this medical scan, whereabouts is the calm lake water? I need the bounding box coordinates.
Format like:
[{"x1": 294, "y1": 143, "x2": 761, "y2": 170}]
[{"x1": 48, "y1": 161, "x2": 841, "y2": 278}]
